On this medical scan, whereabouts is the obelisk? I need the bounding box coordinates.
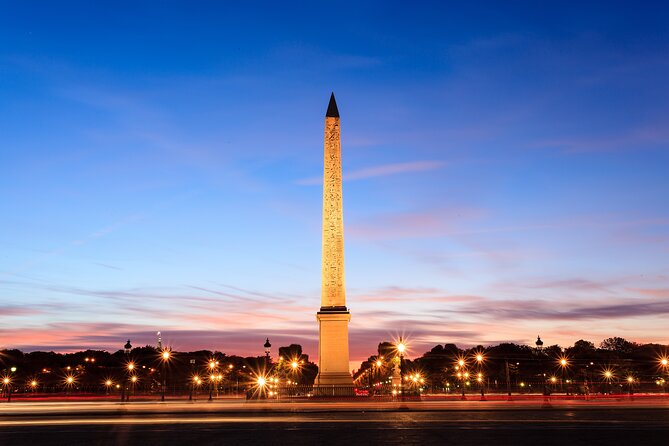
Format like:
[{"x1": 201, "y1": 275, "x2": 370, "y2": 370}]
[{"x1": 315, "y1": 93, "x2": 354, "y2": 389}]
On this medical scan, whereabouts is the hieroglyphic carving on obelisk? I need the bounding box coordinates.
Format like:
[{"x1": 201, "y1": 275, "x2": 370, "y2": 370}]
[
  {"x1": 321, "y1": 94, "x2": 346, "y2": 309},
  {"x1": 315, "y1": 93, "x2": 354, "y2": 389}
]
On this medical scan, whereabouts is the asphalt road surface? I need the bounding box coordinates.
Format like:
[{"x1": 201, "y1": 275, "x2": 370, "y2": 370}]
[{"x1": 1, "y1": 399, "x2": 667, "y2": 445}]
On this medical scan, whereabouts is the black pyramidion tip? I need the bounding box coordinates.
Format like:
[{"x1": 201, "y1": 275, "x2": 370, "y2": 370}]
[{"x1": 326, "y1": 92, "x2": 339, "y2": 118}]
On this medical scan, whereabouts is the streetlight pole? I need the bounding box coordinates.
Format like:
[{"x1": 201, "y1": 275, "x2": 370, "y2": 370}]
[
  {"x1": 456, "y1": 358, "x2": 466, "y2": 400},
  {"x1": 125, "y1": 362, "x2": 135, "y2": 402},
  {"x1": 161, "y1": 359, "x2": 166, "y2": 401},
  {"x1": 535, "y1": 336, "x2": 546, "y2": 397},
  {"x1": 505, "y1": 358, "x2": 511, "y2": 397},
  {"x1": 161, "y1": 349, "x2": 171, "y2": 402},
  {"x1": 558, "y1": 357, "x2": 569, "y2": 395},
  {"x1": 189, "y1": 359, "x2": 196, "y2": 401},
  {"x1": 396, "y1": 338, "x2": 406, "y2": 402},
  {"x1": 122, "y1": 340, "x2": 132, "y2": 402},
  {"x1": 208, "y1": 360, "x2": 216, "y2": 401},
  {"x1": 3, "y1": 377, "x2": 10, "y2": 402},
  {"x1": 7, "y1": 367, "x2": 16, "y2": 402},
  {"x1": 475, "y1": 353, "x2": 485, "y2": 400}
]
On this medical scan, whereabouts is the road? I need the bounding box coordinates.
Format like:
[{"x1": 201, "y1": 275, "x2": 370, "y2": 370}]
[{"x1": 1, "y1": 399, "x2": 667, "y2": 445}]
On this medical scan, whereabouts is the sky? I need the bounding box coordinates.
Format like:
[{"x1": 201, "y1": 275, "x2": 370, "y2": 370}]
[{"x1": 1, "y1": 1, "x2": 668, "y2": 367}]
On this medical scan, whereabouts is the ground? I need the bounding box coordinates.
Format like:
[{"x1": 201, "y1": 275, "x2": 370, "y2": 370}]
[{"x1": 1, "y1": 398, "x2": 668, "y2": 445}]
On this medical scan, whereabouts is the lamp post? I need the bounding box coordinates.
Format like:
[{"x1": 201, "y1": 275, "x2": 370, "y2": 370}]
[
  {"x1": 626, "y1": 376, "x2": 634, "y2": 396},
  {"x1": 122, "y1": 340, "x2": 132, "y2": 402},
  {"x1": 130, "y1": 375, "x2": 138, "y2": 400},
  {"x1": 603, "y1": 369, "x2": 614, "y2": 394},
  {"x1": 208, "y1": 360, "x2": 217, "y2": 401},
  {"x1": 125, "y1": 362, "x2": 135, "y2": 402},
  {"x1": 161, "y1": 349, "x2": 171, "y2": 402},
  {"x1": 558, "y1": 357, "x2": 569, "y2": 394},
  {"x1": 475, "y1": 353, "x2": 485, "y2": 399},
  {"x1": 396, "y1": 338, "x2": 406, "y2": 401},
  {"x1": 535, "y1": 336, "x2": 547, "y2": 396},
  {"x1": 3, "y1": 377, "x2": 10, "y2": 402},
  {"x1": 65, "y1": 375, "x2": 75, "y2": 396},
  {"x1": 456, "y1": 358, "x2": 466, "y2": 400},
  {"x1": 189, "y1": 359, "x2": 196, "y2": 401},
  {"x1": 6, "y1": 367, "x2": 16, "y2": 402}
]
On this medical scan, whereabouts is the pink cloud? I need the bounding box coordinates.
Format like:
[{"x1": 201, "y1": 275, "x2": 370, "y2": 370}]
[
  {"x1": 352, "y1": 286, "x2": 486, "y2": 304},
  {"x1": 296, "y1": 160, "x2": 445, "y2": 185},
  {"x1": 627, "y1": 288, "x2": 669, "y2": 298},
  {"x1": 348, "y1": 207, "x2": 486, "y2": 240}
]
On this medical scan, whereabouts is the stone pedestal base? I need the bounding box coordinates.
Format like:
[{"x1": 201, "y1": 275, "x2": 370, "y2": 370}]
[{"x1": 315, "y1": 310, "x2": 353, "y2": 390}]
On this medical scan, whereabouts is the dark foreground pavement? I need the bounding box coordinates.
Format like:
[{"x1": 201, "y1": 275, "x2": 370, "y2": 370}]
[{"x1": 1, "y1": 400, "x2": 668, "y2": 445}]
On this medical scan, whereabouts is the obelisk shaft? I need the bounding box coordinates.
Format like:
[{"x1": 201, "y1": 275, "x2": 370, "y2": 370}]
[{"x1": 321, "y1": 97, "x2": 346, "y2": 310}]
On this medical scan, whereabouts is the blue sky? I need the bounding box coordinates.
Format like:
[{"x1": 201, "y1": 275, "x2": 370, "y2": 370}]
[{"x1": 1, "y1": 1, "x2": 668, "y2": 364}]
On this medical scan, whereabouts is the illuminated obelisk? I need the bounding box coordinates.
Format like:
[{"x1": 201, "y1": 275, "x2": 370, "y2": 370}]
[{"x1": 315, "y1": 93, "x2": 354, "y2": 389}]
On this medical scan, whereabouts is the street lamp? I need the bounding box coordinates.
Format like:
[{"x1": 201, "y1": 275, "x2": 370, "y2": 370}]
[
  {"x1": 64, "y1": 375, "x2": 75, "y2": 396},
  {"x1": 160, "y1": 349, "x2": 171, "y2": 402},
  {"x1": 557, "y1": 356, "x2": 569, "y2": 394},
  {"x1": 122, "y1": 338, "x2": 132, "y2": 401},
  {"x1": 602, "y1": 369, "x2": 614, "y2": 393},
  {"x1": 474, "y1": 352, "x2": 485, "y2": 399},
  {"x1": 129, "y1": 375, "x2": 138, "y2": 400},
  {"x1": 626, "y1": 376, "x2": 635, "y2": 395},
  {"x1": 256, "y1": 376, "x2": 267, "y2": 399},
  {"x1": 396, "y1": 338, "x2": 406, "y2": 401},
  {"x1": 2, "y1": 377, "x2": 10, "y2": 402},
  {"x1": 455, "y1": 356, "x2": 468, "y2": 399},
  {"x1": 104, "y1": 379, "x2": 113, "y2": 395},
  {"x1": 661, "y1": 357, "x2": 669, "y2": 390},
  {"x1": 208, "y1": 360, "x2": 217, "y2": 401},
  {"x1": 3, "y1": 367, "x2": 17, "y2": 402},
  {"x1": 123, "y1": 361, "x2": 136, "y2": 402}
]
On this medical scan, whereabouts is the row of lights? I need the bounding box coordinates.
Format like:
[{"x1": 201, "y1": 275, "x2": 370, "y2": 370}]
[{"x1": 5, "y1": 348, "x2": 667, "y2": 392}]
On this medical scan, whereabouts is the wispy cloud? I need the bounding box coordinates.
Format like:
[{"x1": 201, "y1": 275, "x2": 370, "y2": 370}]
[
  {"x1": 531, "y1": 120, "x2": 669, "y2": 154},
  {"x1": 348, "y1": 207, "x2": 486, "y2": 240},
  {"x1": 352, "y1": 286, "x2": 485, "y2": 304},
  {"x1": 296, "y1": 160, "x2": 445, "y2": 185},
  {"x1": 445, "y1": 297, "x2": 669, "y2": 321}
]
